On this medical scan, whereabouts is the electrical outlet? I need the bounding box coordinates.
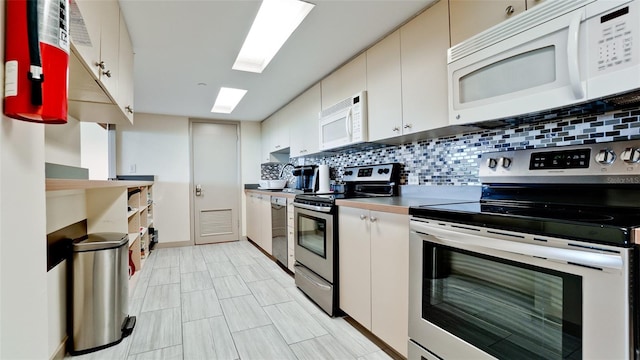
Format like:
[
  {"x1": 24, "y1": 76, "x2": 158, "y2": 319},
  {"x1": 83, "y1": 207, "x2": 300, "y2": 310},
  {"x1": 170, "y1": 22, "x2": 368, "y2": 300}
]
[
  {"x1": 408, "y1": 174, "x2": 419, "y2": 185},
  {"x1": 129, "y1": 164, "x2": 137, "y2": 173}
]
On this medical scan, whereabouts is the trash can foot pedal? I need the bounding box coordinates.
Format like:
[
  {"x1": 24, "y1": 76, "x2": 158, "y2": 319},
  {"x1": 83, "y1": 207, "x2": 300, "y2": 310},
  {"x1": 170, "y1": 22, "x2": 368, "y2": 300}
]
[{"x1": 122, "y1": 316, "x2": 136, "y2": 338}]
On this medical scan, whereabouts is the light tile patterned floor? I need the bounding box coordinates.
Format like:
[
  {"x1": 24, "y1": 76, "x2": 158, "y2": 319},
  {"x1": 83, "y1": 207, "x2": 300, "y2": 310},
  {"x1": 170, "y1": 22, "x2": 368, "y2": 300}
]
[{"x1": 67, "y1": 239, "x2": 393, "y2": 360}]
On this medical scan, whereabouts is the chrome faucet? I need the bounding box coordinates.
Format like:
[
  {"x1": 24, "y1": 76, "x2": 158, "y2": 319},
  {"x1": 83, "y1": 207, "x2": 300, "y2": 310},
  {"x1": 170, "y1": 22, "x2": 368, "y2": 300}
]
[{"x1": 279, "y1": 163, "x2": 295, "y2": 179}]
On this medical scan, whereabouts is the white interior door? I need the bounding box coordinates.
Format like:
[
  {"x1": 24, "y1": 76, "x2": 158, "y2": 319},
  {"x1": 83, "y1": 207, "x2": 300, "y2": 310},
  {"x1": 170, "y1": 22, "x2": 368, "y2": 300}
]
[{"x1": 191, "y1": 121, "x2": 240, "y2": 244}]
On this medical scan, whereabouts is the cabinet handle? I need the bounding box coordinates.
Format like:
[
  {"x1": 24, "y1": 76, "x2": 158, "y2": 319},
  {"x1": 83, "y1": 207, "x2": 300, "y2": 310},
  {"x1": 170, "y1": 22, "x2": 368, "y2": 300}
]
[
  {"x1": 392, "y1": 126, "x2": 400, "y2": 132},
  {"x1": 403, "y1": 124, "x2": 412, "y2": 129},
  {"x1": 125, "y1": 105, "x2": 134, "y2": 114},
  {"x1": 360, "y1": 214, "x2": 368, "y2": 220},
  {"x1": 103, "y1": 69, "x2": 112, "y2": 78},
  {"x1": 370, "y1": 216, "x2": 377, "y2": 223},
  {"x1": 95, "y1": 61, "x2": 105, "y2": 69},
  {"x1": 505, "y1": 5, "x2": 515, "y2": 15}
]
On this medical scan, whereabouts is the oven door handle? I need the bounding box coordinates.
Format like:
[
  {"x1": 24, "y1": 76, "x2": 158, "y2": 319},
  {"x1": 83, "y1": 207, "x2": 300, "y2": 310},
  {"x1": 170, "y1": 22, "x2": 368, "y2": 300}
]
[
  {"x1": 411, "y1": 222, "x2": 624, "y2": 271},
  {"x1": 293, "y1": 202, "x2": 332, "y2": 213}
]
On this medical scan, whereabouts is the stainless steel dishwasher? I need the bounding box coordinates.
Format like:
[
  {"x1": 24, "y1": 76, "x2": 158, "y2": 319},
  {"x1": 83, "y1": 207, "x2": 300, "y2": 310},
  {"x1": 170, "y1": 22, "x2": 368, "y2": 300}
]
[{"x1": 271, "y1": 196, "x2": 287, "y2": 267}]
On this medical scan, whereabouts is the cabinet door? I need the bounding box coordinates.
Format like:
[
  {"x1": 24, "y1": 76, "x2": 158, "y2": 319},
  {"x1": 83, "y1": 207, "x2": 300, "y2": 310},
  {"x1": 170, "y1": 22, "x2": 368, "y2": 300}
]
[
  {"x1": 321, "y1": 53, "x2": 367, "y2": 110},
  {"x1": 117, "y1": 12, "x2": 134, "y2": 124},
  {"x1": 367, "y1": 31, "x2": 402, "y2": 142},
  {"x1": 70, "y1": 0, "x2": 102, "y2": 79},
  {"x1": 290, "y1": 83, "x2": 321, "y2": 157},
  {"x1": 246, "y1": 193, "x2": 260, "y2": 243},
  {"x1": 261, "y1": 119, "x2": 273, "y2": 162},
  {"x1": 400, "y1": 0, "x2": 449, "y2": 135},
  {"x1": 98, "y1": 0, "x2": 120, "y2": 98},
  {"x1": 449, "y1": 0, "x2": 525, "y2": 46},
  {"x1": 370, "y1": 211, "x2": 409, "y2": 357},
  {"x1": 338, "y1": 207, "x2": 371, "y2": 329},
  {"x1": 260, "y1": 195, "x2": 272, "y2": 254},
  {"x1": 271, "y1": 109, "x2": 290, "y2": 152}
]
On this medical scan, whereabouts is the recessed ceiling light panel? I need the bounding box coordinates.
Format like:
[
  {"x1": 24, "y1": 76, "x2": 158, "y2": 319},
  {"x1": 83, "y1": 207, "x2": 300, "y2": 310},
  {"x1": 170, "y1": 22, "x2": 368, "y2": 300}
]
[
  {"x1": 233, "y1": 0, "x2": 315, "y2": 73},
  {"x1": 211, "y1": 87, "x2": 248, "y2": 113}
]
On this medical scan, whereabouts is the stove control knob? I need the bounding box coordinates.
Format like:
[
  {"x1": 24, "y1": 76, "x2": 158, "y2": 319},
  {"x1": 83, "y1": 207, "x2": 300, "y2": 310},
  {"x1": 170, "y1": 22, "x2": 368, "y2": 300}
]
[
  {"x1": 487, "y1": 158, "x2": 498, "y2": 169},
  {"x1": 499, "y1": 157, "x2": 512, "y2": 169},
  {"x1": 621, "y1": 148, "x2": 640, "y2": 163},
  {"x1": 595, "y1": 149, "x2": 616, "y2": 165},
  {"x1": 378, "y1": 168, "x2": 384, "y2": 174}
]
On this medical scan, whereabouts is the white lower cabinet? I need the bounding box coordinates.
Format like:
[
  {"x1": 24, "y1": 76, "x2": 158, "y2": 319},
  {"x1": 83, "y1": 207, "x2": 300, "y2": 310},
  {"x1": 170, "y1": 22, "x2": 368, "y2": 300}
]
[
  {"x1": 246, "y1": 192, "x2": 261, "y2": 245},
  {"x1": 246, "y1": 192, "x2": 272, "y2": 255},
  {"x1": 339, "y1": 206, "x2": 409, "y2": 357},
  {"x1": 260, "y1": 194, "x2": 272, "y2": 255},
  {"x1": 287, "y1": 198, "x2": 295, "y2": 272}
]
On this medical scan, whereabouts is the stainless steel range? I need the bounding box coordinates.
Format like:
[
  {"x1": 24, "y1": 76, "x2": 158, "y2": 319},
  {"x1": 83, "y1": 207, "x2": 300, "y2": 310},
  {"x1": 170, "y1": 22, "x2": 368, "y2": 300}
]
[
  {"x1": 293, "y1": 163, "x2": 400, "y2": 316},
  {"x1": 408, "y1": 140, "x2": 640, "y2": 360}
]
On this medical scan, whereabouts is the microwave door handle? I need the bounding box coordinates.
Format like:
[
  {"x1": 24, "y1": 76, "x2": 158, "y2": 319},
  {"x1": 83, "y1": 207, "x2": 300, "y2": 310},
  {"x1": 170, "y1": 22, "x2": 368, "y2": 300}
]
[{"x1": 567, "y1": 10, "x2": 585, "y2": 99}]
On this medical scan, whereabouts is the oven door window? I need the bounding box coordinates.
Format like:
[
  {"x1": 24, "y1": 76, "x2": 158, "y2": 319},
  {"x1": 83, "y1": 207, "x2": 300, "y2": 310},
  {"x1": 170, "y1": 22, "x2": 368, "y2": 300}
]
[
  {"x1": 423, "y1": 243, "x2": 582, "y2": 359},
  {"x1": 298, "y1": 214, "x2": 326, "y2": 258}
]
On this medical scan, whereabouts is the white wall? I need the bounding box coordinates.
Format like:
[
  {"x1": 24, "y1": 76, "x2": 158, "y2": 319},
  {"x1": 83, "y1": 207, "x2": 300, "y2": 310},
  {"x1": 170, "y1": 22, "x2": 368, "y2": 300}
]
[
  {"x1": 117, "y1": 113, "x2": 192, "y2": 244},
  {"x1": 45, "y1": 115, "x2": 81, "y2": 166},
  {"x1": 240, "y1": 121, "x2": 262, "y2": 236},
  {"x1": 0, "y1": 3, "x2": 49, "y2": 357},
  {"x1": 80, "y1": 122, "x2": 109, "y2": 179},
  {"x1": 117, "y1": 115, "x2": 263, "y2": 243}
]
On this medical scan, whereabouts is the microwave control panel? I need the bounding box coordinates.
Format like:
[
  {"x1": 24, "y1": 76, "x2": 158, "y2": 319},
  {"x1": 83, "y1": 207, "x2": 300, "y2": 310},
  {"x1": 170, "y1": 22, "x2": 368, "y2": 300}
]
[
  {"x1": 350, "y1": 98, "x2": 364, "y2": 143},
  {"x1": 589, "y1": 1, "x2": 637, "y2": 74}
]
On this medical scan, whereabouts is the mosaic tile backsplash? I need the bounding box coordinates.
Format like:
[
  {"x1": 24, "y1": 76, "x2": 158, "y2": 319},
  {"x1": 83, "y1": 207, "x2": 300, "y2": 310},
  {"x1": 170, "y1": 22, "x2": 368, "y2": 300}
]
[{"x1": 261, "y1": 106, "x2": 640, "y2": 186}]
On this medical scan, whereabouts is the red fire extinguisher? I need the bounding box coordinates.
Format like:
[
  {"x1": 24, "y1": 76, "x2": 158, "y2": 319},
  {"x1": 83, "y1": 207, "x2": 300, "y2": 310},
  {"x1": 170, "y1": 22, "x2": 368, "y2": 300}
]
[{"x1": 4, "y1": 0, "x2": 69, "y2": 124}]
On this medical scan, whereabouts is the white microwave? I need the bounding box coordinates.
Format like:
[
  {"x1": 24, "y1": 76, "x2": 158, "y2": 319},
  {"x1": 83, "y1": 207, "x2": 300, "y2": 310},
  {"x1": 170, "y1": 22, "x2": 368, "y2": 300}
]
[
  {"x1": 319, "y1": 91, "x2": 367, "y2": 151},
  {"x1": 448, "y1": 0, "x2": 640, "y2": 125}
]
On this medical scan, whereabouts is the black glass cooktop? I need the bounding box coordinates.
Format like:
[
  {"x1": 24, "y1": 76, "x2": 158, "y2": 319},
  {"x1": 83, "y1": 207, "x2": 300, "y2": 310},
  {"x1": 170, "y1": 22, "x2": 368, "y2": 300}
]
[{"x1": 409, "y1": 201, "x2": 640, "y2": 246}]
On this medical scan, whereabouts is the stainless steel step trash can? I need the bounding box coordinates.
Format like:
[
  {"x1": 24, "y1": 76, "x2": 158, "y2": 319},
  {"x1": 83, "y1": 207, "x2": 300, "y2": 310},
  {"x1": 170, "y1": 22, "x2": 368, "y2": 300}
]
[{"x1": 69, "y1": 233, "x2": 136, "y2": 355}]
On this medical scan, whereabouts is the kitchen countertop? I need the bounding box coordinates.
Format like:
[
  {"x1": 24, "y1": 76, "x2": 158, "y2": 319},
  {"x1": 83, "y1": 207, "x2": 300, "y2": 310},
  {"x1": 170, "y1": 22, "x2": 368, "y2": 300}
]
[
  {"x1": 335, "y1": 197, "x2": 422, "y2": 215},
  {"x1": 245, "y1": 187, "x2": 479, "y2": 215},
  {"x1": 244, "y1": 188, "x2": 297, "y2": 199}
]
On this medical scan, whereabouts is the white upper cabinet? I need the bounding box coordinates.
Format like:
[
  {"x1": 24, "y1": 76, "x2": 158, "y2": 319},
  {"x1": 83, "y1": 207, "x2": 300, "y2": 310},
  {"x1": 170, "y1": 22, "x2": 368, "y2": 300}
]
[
  {"x1": 261, "y1": 116, "x2": 275, "y2": 163},
  {"x1": 117, "y1": 12, "x2": 134, "y2": 123},
  {"x1": 270, "y1": 112, "x2": 290, "y2": 153},
  {"x1": 97, "y1": 0, "x2": 120, "y2": 99},
  {"x1": 321, "y1": 53, "x2": 367, "y2": 110},
  {"x1": 366, "y1": 31, "x2": 403, "y2": 142},
  {"x1": 449, "y1": 0, "x2": 526, "y2": 46},
  {"x1": 400, "y1": 0, "x2": 449, "y2": 135},
  {"x1": 261, "y1": 111, "x2": 290, "y2": 163},
  {"x1": 289, "y1": 83, "x2": 321, "y2": 157},
  {"x1": 69, "y1": 0, "x2": 102, "y2": 80},
  {"x1": 68, "y1": 0, "x2": 134, "y2": 125}
]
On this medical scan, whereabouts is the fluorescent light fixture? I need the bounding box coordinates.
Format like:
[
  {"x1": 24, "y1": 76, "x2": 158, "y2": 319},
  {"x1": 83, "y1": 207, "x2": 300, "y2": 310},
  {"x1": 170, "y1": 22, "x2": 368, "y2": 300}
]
[
  {"x1": 233, "y1": 0, "x2": 315, "y2": 73},
  {"x1": 211, "y1": 87, "x2": 248, "y2": 113}
]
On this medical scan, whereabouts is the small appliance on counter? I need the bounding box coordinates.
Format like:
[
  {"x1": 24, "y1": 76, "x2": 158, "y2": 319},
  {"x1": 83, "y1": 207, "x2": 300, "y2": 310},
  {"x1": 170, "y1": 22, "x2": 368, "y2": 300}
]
[{"x1": 292, "y1": 165, "x2": 318, "y2": 192}]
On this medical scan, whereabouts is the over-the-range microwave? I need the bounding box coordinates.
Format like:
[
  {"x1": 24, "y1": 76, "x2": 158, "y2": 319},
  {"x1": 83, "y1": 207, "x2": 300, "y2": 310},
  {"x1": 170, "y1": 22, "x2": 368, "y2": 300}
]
[
  {"x1": 448, "y1": 0, "x2": 640, "y2": 125},
  {"x1": 319, "y1": 91, "x2": 367, "y2": 151}
]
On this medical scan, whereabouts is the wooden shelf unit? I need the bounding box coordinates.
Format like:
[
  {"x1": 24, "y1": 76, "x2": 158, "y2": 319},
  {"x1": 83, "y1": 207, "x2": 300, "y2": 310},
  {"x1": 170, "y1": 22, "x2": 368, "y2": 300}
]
[
  {"x1": 127, "y1": 185, "x2": 153, "y2": 264},
  {"x1": 46, "y1": 179, "x2": 154, "y2": 286}
]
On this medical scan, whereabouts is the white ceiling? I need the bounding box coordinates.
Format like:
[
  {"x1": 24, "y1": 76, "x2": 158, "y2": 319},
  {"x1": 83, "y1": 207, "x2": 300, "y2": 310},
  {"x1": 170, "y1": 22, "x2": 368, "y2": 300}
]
[{"x1": 118, "y1": 0, "x2": 437, "y2": 122}]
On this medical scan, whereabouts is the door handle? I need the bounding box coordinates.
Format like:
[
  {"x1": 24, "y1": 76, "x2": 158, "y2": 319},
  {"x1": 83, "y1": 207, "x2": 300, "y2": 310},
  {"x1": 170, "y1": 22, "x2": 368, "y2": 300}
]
[{"x1": 195, "y1": 184, "x2": 202, "y2": 196}]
